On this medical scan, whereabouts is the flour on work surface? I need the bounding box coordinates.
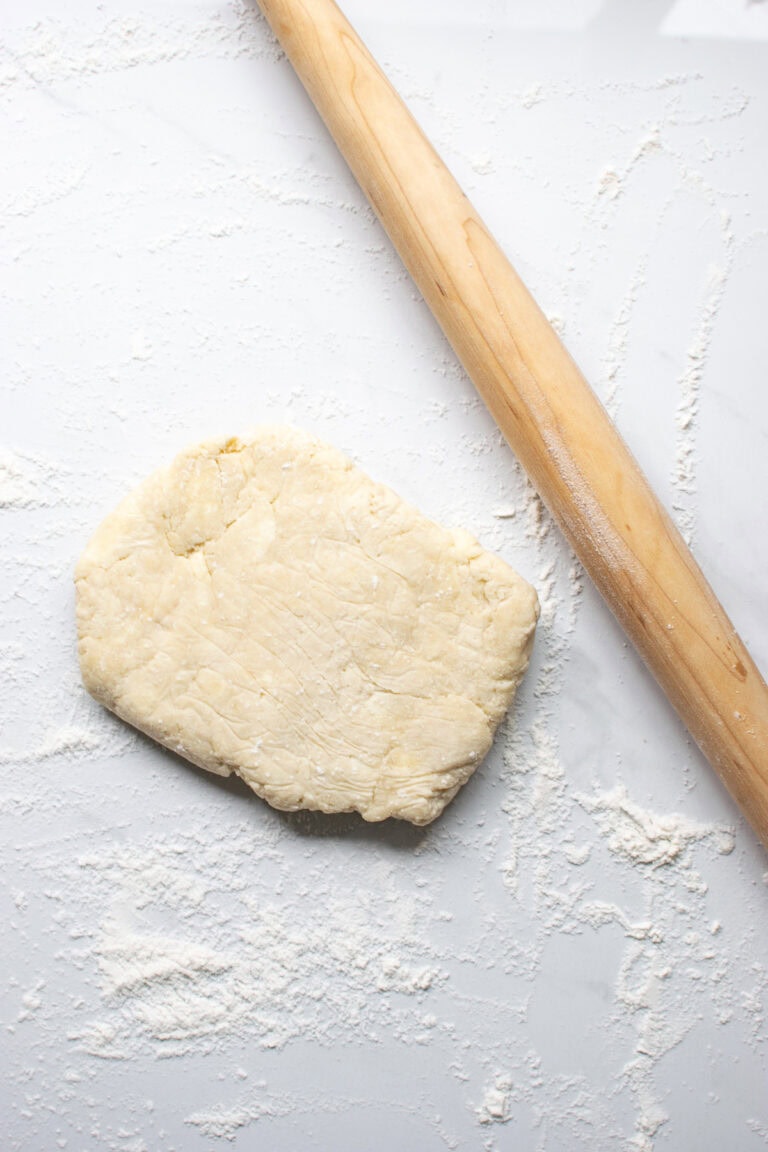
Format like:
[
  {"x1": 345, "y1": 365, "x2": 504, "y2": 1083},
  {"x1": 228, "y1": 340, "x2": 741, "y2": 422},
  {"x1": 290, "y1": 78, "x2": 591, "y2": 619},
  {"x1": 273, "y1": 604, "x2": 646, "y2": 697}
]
[
  {"x1": 63, "y1": 822, "x2": 446, "y2": 1061},
  {"x1": 0, "y1": 449, "x2": 68, "y2": 509},
  {"x1": 575, "y1": 785, "x2": 734, "y2": 867},
  {"x1": 2, "y1": 3, "x2": 767, "y2": 1149},
  {"x1": 476, "y1": 1073, "x2": 513, "y2": 1124},
  {"x1": 0, "y1": 723, "x2": 126, "y2": 766},
  {"x1": 184, "y1": 1083, "x2": 441, "y2": 1143},
  {"x1": 186, "y1": 1103, "x2": 257, "y2": 1142},
  {"x1": 672, "y1": 212, "x2": 734, "y2": 545},
  {"x1": 0, "y1": 2, "x2": 278, "y2": 86}
]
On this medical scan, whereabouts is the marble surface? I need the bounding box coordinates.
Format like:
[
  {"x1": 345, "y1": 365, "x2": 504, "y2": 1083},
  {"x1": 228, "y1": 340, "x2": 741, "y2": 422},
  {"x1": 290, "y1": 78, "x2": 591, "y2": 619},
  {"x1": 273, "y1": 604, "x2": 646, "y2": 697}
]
[{"x1": 2, "y1": 1, "x2": 767, "y2": 1149}]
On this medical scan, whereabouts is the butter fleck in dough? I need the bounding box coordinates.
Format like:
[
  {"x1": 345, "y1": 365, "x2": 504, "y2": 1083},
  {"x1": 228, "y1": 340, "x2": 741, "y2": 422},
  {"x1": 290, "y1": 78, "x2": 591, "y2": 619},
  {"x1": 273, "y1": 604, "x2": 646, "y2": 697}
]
[{"x1": 75, "y1": 427, "x2": 539, "y2": 824}]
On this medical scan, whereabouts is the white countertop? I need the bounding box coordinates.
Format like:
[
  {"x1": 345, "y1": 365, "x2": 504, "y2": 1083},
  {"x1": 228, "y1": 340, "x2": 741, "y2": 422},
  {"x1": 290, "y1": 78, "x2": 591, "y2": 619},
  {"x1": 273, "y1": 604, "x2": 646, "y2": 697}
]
[{"x1": 2, "y1": 1, "x2": 767, "y2": 1149}]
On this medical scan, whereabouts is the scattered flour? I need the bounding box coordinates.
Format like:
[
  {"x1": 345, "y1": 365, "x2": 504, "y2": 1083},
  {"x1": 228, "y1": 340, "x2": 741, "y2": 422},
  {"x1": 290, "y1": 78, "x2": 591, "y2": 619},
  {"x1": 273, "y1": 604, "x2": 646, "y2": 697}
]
[
  {"x1": 521, "y1": 83, "x2": 544, "y2": 110},
  {"x1": 67, "y1": 830, "x2": 445, "y2": 1061},
  {"x1": 130, "y1": 330, "x2": 153, "y2": 362},
  {"x1": 0, "y1": 2, "x2": 278, "y2": 87},
  {"x1": 593, "y1": 128, "x2": 663, "y2": 210},
  {"x1": 600, "y1": 258, "x2": 648, "y2": 418},
  {"x1": 186, "y1": 1102, "x2": 259, "y2": 1141},
  {"x1": 476, "y1": 1073, "x2": 513, "y2": 1124},
  {"x1": 576, "y1": 785, "x2": 735, "y2": 867},
  {"x1": 0, "y1": 449, "x2": 67, "y2": 509},
  {"x1": 1, "y1": 5, "x2": 765, "y2": 1151},
  {"x1": 0, "y1": 724, "x2": 129, "y2": 766},
  {"x1": 470, "y1": 152, "x2": 494, "y2": 176},
  {"x1": 672, "y1": 229, "x2": 733, "y2": 544}
]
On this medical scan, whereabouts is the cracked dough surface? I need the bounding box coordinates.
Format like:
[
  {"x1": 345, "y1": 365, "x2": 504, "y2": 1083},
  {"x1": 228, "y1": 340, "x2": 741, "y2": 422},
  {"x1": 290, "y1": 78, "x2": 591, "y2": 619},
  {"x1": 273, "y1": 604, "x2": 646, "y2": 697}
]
[{"x1": 75, "y1": 427, "x2": 539, "y2": 824}]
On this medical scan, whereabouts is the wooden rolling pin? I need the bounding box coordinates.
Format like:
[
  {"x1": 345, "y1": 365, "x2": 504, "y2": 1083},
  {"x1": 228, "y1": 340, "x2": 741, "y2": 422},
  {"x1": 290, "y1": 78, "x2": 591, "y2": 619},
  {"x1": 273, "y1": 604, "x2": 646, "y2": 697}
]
[{"x1": 256, "y1": 0, "x2": 768, "y2": 848}]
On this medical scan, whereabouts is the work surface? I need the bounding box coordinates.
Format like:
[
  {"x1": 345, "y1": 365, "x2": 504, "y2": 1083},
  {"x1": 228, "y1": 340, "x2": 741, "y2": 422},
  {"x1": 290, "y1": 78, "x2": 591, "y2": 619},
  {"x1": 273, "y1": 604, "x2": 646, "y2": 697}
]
[{"x1": 2, "y1": 1, "x2": 767, "y2": 1149}]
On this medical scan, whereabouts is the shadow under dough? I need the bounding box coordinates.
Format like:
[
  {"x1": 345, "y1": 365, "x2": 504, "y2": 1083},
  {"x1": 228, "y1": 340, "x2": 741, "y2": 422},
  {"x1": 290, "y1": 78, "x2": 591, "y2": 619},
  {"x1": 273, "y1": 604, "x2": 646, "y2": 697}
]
[{"x1": 130, "y1": 726, "x2": 432, "y2": 850}]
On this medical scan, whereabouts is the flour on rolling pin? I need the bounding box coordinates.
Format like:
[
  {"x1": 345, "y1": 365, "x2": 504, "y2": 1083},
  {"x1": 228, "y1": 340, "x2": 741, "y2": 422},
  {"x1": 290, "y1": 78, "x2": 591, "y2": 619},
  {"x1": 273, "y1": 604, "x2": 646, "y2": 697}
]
[{"x1": 75, "y1": 426, "x2": 538, "y2": 824}]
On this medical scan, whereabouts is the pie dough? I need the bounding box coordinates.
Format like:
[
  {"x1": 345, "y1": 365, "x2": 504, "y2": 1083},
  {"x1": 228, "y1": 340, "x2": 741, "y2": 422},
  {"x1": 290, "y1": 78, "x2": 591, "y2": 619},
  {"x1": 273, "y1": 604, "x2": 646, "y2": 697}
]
[{"x1": 75, "y1": 427, "x2": 538, "y2": 824}]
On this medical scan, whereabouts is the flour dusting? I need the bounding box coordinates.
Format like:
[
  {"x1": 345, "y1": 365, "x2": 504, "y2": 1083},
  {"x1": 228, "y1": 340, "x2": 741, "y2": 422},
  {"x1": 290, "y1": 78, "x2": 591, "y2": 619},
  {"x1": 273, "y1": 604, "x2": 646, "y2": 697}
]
[
  {"x1": 67, "y1": 829, "x2": 445, "y2": 1061},
  {"x1": 476, "y1": 1073, "x2": 513, "y2": 1124},
  {"x1": 0, "y1": 449, "x2": 67, "y2": 509},
  {"x1": 672, "y1": 232, "x2": 733, "y2": 543},
  {"x1": 2, "y1": 1, "x2": 766, "y2": 1149},
  {"x1": 186, "y1": 1103, "x2": 258, "y2": 1141},
  {"x1": 576, "y1": 784, "x2": 734, "y2": 867},
  {"x1": 0, "y1": 2, "x2": 277, "y2": 87}
]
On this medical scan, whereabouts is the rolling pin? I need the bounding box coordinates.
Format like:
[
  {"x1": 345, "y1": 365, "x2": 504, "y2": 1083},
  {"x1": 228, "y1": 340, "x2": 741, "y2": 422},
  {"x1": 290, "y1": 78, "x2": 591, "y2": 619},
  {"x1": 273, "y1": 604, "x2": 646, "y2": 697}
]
[{"x1": 256, "y1": 0, "x2": 768, "y2": 849}]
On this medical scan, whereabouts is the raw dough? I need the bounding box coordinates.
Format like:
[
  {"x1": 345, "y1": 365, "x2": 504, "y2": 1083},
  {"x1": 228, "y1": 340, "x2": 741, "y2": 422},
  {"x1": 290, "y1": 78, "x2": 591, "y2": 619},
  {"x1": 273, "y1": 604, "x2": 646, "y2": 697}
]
[{"x1": 75, "y1": 427, "x2": 539, "y2": 824}]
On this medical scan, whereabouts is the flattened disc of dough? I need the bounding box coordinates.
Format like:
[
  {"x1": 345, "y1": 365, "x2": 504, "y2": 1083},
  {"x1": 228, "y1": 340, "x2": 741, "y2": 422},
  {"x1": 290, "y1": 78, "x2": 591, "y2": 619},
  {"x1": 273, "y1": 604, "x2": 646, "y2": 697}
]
[{"x1": 75, "y1": 427, "x2": 539, "y2": 824}]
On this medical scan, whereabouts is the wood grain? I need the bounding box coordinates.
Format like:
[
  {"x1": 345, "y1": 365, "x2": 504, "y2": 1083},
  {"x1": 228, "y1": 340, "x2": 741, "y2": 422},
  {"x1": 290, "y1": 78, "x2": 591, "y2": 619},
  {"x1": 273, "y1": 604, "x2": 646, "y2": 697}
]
[{"x1": 256, "y1": 0, "x2": 768, "y2": 848}]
